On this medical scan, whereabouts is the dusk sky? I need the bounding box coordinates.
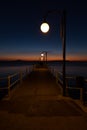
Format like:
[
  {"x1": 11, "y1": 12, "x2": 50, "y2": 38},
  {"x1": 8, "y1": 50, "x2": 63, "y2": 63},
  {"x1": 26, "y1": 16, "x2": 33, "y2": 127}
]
[{"x1": 0, "y1": 0, "x2": 87, "y2": 61}]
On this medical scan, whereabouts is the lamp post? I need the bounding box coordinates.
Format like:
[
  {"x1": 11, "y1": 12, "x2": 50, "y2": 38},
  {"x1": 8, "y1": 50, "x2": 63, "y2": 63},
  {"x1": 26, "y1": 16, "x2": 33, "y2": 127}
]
[
  {"x1": 41, "y1": 53, "x2": 44, "y2": 61},
  {"x1": 40, "y1": 10, "x2": 66, "y2": 96},
  {"x1": 41, "y1": 51, "x2": 47, "y2": 63}
]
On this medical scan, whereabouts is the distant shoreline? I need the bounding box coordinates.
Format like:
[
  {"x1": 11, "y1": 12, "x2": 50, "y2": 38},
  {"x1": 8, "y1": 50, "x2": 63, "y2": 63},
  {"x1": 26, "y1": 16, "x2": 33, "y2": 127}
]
[
  {"x1": 0, "y1": 60, "x2": 87, "y2": 67},
  {"x1": 0, "y1": 59, "x2": 87, "y2": 62}
]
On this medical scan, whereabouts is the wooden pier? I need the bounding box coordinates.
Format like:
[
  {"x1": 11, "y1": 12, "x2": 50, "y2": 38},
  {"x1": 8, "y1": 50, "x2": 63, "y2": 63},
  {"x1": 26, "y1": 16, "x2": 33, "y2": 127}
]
[{"x1": 0, "y1": 66, "x2": 87, "y2": 130}]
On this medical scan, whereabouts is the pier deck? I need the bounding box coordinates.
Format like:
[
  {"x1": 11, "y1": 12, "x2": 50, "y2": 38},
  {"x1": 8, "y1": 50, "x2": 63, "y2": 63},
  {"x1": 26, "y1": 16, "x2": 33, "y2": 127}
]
[{"x1": 0, "y1": 67, "x2": 87, "y2": 130}]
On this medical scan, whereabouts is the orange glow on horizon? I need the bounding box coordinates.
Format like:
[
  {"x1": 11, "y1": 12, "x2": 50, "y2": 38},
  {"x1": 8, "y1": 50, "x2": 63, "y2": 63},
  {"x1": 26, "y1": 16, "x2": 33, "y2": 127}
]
[
  {"x1": 66, "y1": 55, "x2": 87, "y2": 61},
  {"x1": 0, "y1": 54, "x2": 87, "y2": 61}
]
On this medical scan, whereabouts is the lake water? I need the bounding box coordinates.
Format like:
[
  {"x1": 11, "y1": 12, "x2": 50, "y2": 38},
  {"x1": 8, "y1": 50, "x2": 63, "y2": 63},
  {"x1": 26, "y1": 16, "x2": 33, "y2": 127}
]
[
  {"x1": 48, "y1": 61, "x2": 87, "y2": 78},
  {"x1": 0, "y1": 61, "x2": 87, "y2": 78},
  {"x1": 0, "y1": 65, "x2": 32, "y2": 77}
]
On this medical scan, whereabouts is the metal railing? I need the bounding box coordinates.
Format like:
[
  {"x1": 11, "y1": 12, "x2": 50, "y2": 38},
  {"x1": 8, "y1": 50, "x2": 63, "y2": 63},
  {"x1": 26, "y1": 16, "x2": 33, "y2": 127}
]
[
  {"x1": 49, "y1": 66, "x2": 87, "y2": 103},
  {"x1": 0, "y1": 66, "x2": 33, "y2": 100}
]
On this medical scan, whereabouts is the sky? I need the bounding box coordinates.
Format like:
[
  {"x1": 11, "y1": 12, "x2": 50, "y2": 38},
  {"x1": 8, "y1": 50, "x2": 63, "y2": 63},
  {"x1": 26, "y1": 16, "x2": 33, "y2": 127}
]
[{"x1": 0, "y1": 0, "x2": 87, "y2": 61}]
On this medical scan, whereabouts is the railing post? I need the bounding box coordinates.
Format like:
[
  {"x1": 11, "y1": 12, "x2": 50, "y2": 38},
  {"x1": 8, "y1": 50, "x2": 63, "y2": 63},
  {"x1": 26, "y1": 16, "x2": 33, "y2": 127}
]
[
  {"x1": 26, "y1": 68, "x2": 28, "y2": 75},
  {"x1": 80, "y1": 88, "x2": 83, "y2": 102},
  {"x1": 8, "y1": 76, "x2": 10, "y2": 98},
  {"x1": 20, "y1": 71, "x2": 22, "y2": 84},
  {"x1": 56, "y1": 72, "x2": 58, "y2": 84},
  {"x1": 64, "y1": 77, "x2": 68, "y2": 97},
  {"x1": 52, "y1": 68, "x2": 54, "y2": 76},
  {"x1": 76, "y1": 76, "x2": 84, "y2": 103}
]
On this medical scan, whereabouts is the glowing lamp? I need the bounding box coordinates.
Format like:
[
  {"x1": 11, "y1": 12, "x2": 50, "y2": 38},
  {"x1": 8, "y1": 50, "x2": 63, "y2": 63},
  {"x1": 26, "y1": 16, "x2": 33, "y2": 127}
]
[
  {"x1": 40, "y1": 22, "x2": 49, "y2": 33},
  {"x1": 41, "y1": 53, "x2": 44, "y2": 56}
]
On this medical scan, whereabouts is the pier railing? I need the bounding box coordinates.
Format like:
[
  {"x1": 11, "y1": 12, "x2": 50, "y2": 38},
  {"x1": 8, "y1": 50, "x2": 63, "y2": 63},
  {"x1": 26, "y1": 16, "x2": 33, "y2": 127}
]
[
  {"x1": 49, "y1": 66, "x2": 87, "y2": 104},
  {"x1": 0, "y1": 66, "x2": 33, "y2": 100}
]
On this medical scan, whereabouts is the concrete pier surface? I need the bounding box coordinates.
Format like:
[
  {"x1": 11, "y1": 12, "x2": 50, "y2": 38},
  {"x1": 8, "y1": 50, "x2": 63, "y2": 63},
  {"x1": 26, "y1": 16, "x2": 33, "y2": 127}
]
[{"x1": 0, "y1": 67, "x2": 87, "y2": 130}]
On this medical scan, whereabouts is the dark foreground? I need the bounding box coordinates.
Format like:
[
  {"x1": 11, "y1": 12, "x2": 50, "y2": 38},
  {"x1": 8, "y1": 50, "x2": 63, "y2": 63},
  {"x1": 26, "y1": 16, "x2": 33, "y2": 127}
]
[{"x1": 0, "y1": 67, "x2": 87, "y2": 130}]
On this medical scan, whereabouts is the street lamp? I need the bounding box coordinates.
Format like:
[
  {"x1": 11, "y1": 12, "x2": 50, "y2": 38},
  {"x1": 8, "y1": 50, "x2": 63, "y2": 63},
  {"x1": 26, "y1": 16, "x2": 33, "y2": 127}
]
[
  {"x1": 40, "y1": 23, "x2": 50, "y2": 33},
  {"x1": 40, "y1": 10, "x2": 66, "y2": 96},
  {"x1": 41, "y1": 51, "x2": 48, "y2": 63},
  {"x1": 41, "y1": 53, "x2": 44, "y2": 61},
  {"x1": 41, "y1": 53, "x2": 44, "y2": 57}
]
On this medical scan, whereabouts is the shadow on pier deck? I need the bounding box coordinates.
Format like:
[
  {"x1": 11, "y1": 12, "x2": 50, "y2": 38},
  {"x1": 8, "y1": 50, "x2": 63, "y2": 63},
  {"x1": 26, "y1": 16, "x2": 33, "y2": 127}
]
[{"x1": 0, "y1": 66, "x2": 87, "y2": 130}]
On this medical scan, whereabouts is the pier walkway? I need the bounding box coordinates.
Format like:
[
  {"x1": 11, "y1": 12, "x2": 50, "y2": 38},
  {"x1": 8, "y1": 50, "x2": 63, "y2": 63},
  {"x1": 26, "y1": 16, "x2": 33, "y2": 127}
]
[{"x1": 0, "y1": 67, "x2": 87, "y2": 130}]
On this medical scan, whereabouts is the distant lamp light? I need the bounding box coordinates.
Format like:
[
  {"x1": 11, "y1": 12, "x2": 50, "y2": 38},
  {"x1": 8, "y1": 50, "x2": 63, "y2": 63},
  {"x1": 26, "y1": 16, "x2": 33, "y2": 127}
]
[
  {"x1": 40, "y1": 22, "x2": 49, "y2": 33},
  {"x1": 41, "y1": 57, "x2": 44, "y2": 61},
  {"x1": 41, "y1": 53, "x2": 44, "y2": 57}
]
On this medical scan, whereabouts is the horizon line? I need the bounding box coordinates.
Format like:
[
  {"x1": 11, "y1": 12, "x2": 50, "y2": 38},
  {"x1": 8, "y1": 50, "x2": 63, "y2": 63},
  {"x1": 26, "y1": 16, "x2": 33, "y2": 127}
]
[{"x1": 0, "y1": 59, "x2": 87, "y2": 62}]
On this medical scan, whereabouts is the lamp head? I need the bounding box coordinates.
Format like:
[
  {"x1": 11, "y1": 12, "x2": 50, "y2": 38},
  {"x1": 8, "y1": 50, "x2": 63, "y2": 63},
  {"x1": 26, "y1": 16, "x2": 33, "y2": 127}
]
[
  {"x1": 40, "y1": 22, "x2": 50, "y2": 33},
  {"x1": 41, "y1": 53, "x2": 44, "y2": 57}
]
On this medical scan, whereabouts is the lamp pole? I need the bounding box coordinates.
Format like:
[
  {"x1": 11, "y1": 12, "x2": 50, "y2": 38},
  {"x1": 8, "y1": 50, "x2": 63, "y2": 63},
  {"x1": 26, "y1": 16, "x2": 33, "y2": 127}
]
[
  {"x1": 40, "y1": 10, "x2": 66, "y2": 96},
  {"x1": 41, "y1": 51, "x2": 48, "y2": 64},
  {"x1": 62, "y1": 10, "x2": 66, "y2": 96}
]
